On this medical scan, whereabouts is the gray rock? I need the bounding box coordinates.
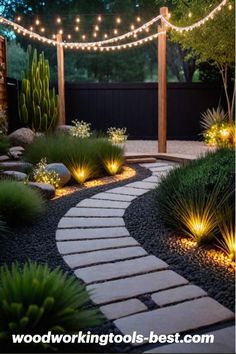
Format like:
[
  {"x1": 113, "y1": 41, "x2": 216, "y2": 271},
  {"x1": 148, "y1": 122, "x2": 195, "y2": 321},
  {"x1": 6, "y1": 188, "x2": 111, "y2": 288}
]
[
  {"x1": 9, "y1": 128, "x2": 35, "y2": 147},
  {"x1": 8, "y1": 151, "x2": 23, "y2": 160},
  {"x1": 57, "y1": 125, "x2": 72, "y2": 134},
  {"x1": 8, "y1": 146, "x2": 25, "y2": 153},
  {"x1": 0, "y1": 161, "x2": 33, "y2": 172},
  {"x1": 2, "y1": 171, "x2": 27, "y2": 181},
  {"x1": 45, "y1": 163, "x2": 71, "y2": 187},
  {"x1": 28, "y1": 182, "x2": 55, "y2": 200},
  {"x1": 0, "y1": 155, "x2": 10, "y2": 162}
]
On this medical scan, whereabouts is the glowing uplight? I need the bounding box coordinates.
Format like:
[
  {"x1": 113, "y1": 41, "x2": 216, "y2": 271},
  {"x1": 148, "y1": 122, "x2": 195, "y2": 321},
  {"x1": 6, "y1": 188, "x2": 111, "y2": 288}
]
[
  {"x1": 218, "y1": 220, "x2": 236, "y2": 262},
  {"x1": 70, "y1": 165, "x2": 93, "y2": 184}
]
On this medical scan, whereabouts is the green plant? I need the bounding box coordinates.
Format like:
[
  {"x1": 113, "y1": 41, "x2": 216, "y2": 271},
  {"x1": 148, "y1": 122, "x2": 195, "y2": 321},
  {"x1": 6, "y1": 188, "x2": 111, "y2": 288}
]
[
  {"x1": 0, "y1": 262, "x2": 103, "y2": 347},
  {"x1": 0, "y1": 181, "x2": 44, "y2": 225},
  {"x1": 156, "y1": 149, "x2": 235, "y2": 244},
  {"x1": 32, "y1": 158, "x2": 60, "y2": 188},
  {"x1": 0, "y1": 135, "x2": 10, "y2": 154},
  {"x1": 0, "y1": 110, "x2": 8, "y2": 135},
  {"x1": 216, "y1": 203, "x2": 235, "y2": 262},
  {"x1": 25, "y1": 135, "x2": 124, "y2": 183},
  {"x1": 19, "y1": 47, "x2": 59, "y2": 132},
  {"x1": 107, "y1": 127, "x2": 128, "y2": 144},
  {"x1": 70, "y1": 120, "x2": 91, "y2": 138},
  {"x1": 98, "y1": 140, "x2": 124, "y2": 176}
]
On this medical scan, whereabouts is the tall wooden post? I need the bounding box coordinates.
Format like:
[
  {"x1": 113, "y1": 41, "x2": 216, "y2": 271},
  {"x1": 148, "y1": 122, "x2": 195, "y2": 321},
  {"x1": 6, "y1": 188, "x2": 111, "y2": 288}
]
[
  {"x1": 56, "y1": 34, "x2": 65, "y2": 125},
  {"x1": 158, "y1": 7, "x2": 168, "y2": 153}
]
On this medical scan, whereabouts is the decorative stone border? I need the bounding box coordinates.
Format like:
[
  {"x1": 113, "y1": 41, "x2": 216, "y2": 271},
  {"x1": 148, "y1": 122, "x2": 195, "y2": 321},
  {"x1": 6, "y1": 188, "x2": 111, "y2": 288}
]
[{"x1": 56, "y1": 162, "x2": 235, "y2": 353}]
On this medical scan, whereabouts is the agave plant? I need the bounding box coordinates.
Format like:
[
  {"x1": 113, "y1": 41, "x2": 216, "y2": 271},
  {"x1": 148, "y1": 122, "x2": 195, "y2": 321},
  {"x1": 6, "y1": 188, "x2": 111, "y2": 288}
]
[
  {"x1": 0, "y1": 262, "x2": 104, "y2": 346},
  {"x1": 216, "y1": 203, "x2": 235, "y2": 262},
  {"x1": 200, "y1": 106, "x2": 228, "y2": 130}
]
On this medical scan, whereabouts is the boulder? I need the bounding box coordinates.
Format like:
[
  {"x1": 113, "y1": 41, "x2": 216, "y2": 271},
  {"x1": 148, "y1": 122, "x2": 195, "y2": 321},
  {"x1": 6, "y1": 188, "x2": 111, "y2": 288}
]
[
  {"x1": 45, "y1": 163, "x2": 71, "y2": 187},
  {"x1": 0, "y1": 161, "x2": 33, "y2": 172},
  {"x1": 2, "y1": 171, "x2": 27, "y2": 181},
  {"x1": 28, "y1": 182, "x2": 55, "y2": 200},
  {"x1": 0, "y1": 155, "x2": 10, "y2": 162},
  {"x1": 9, "y1": 128, "x2": 35, "y2": 147},
  {"x1": 57, "y1": 125, "x2": 73, "y2": 134}
]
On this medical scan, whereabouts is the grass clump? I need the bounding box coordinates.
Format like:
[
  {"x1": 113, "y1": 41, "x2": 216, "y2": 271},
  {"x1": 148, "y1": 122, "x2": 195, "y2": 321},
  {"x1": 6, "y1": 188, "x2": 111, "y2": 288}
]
[
  {"x1": 0, "y1": 181, "x2": 44, "y2": 225},
  {"x1": 0, "y1": 262, "x2": 103, "y2": 349},
  {"x1": 25, "y1": 135, "x2": 124, "y2": 183},
  {"x1": 156, "y1": 148, "x2": 235, "y2": 245},
  {"x1": 0, "y1": 136, "x2": 10, "y2": 154}
]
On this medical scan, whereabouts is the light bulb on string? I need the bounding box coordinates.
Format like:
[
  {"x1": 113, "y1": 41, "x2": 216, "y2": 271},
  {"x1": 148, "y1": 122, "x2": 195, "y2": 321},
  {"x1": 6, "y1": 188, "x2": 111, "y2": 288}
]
[
  {"x1": 94, "y1": 25, "x2": 99, "y2": 31},
  {"x1": 188, "y1": 12, "x2": 192, "y2": 18},
  {"x1": 130, "y1": 24, "x2": 135, "y2": 30},
  {"x1": 41, "y1": 27, "x2": 45, "y2": 33},
  {"x1": 67, "y1": 34, "x2": 71, "y2": 40},
  {"x1": 113, "y1": 28, "x2": 118, "y2": 35},
  {"x1": 16, "y1": 16, "x2": 21, "y2": 22},
  {"x1": 104, "y1": 33, "x2": 108, "y2": 38},
  {"x1": 35, "y1": 18, "x2": 40, "y2": 25},
  {"x1": 56, "y1": 17, "x2": 61, "y2": 24},
  {"x1": 75, "y1": 26, "x2": 79, "y2": 31},
  {"x1": 76, "y1": 17, "x2": 80, "y2": 23},
  {"x1": 136, "y1": 16, "x2": 141, "y2": 22},
  {"x1": 97, "y1": 15, "x2": 102, "y2": 22},
  {"x1": 228, "y1": 4, "x2": 233, "y2": 10},
  {"x1": 116, "y1": 17, "x2": 121, "y2": 24},
  {"x1": 93, "y1": 32, "x2": 97, "y2": 38},
  {"x1": 59, "y1": 29, "x2": 63, "y2": 35}
]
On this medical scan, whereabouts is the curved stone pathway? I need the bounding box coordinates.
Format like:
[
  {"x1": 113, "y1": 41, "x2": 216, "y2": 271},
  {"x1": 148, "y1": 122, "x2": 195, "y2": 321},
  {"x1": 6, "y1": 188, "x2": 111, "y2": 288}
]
[{"x1": 56, "y1": 162, "x2": 235, "y2": 353}]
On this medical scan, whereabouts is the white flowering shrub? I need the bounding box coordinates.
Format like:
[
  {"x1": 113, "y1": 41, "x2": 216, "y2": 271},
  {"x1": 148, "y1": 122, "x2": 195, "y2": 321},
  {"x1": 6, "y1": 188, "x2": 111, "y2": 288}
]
[
  {"x1": 33, "y1": 158, "x2": 60, "y2": 188},
  {"x1": 70, "y1": 120, "x2": 91, "y2": 138},
  {"x1": 107, "y1": 127, "x2": 128, "y2": 144}
]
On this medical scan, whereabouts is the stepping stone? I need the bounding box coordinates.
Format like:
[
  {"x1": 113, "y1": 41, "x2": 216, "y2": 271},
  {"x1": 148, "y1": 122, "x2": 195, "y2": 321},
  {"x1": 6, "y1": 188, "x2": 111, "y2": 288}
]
[
  {"x1": 143, "y1": 176, "x2": 159, "y2": 183},
  {"x1": 126, "y1": 181, "x2": 157, "y2": 190},
  {"x1": 100, "y1": 299, "x2": 147, "y2": 320},
  {"x1": 56, "y1": 227, "x2": 129, "y2": 241},
  {"x1": 57, "y1": 237, "x2": 139, "y2": 255},
  {"x1": 87, "y1": 270, "x2": 188, "y2": 305},
  {"x1": 77, "y1": 199, "x2": 130, "y2": 209},
  {"x1": 58, "y1": 217, "x2": 125, "y2": 228},
  {"x1": 0, "y1": 155, "x2": 10, "y2": 162},
  {"x1": 91, "y1": 192, "x2": 135, "y2": 202},
  {"x1": 150, "y1": 166, "x2": 174, "y2": 172},
  {"x1": 75, "y1": 256, "x2": 168, "y2": 284},
  {"x1": 141, "y1": 163, "x2": 171, "y2": 168},
  {"x1": 0, "y1": 161, "x2": 32, "y2": 172},
  {"x1": 109, "y1": 187, "x2": 148, "y2": 196},
  {"x1": 114, "y1": 298, "x2": 234, "y2": 343},
  {"x1": 63, "y1": 246, "x2": 147, "y2": 268},
  {"x1": 65, "y1": 207, "x2": 124, "y2": 217},
  {"x1": 2, "y1": 171, "x2": 27, "y2": 181},
  {"x1": 144, "y1": 326, "x2": 235, "y2": 353},
  {"x1": 152, "y1": 285, "x2": 207, "y2": 307}
]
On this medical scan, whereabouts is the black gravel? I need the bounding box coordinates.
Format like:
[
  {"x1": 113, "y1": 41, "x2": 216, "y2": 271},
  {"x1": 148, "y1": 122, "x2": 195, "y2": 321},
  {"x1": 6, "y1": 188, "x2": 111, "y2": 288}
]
[
  {"x1": 124, "y1": 188, "x2": 235, "y2": 312},
  {"x1": 0, "y1": 164, "x2": 150, "y2": 354}
]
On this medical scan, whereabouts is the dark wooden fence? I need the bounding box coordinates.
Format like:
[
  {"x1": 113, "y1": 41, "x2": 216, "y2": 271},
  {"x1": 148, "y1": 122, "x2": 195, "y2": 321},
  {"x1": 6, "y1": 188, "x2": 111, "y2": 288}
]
[{"x1": 7, "y1": 79, "x2": 226, "y2": 140}]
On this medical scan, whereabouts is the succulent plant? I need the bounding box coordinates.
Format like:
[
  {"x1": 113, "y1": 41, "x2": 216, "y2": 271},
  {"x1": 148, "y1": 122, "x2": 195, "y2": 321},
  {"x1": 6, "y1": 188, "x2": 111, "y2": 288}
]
[
  {"x1": 19, "y1": 47, "x2": 59, "y2": 132},
  {"x1": 0, "y1": 262, "x2": 104, "y2": 347}
]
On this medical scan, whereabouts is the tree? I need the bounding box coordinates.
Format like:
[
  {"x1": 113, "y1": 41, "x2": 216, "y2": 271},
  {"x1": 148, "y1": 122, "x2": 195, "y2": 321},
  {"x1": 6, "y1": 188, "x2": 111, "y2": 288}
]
[
  {"x1": 7, "y1": 41, "x2": 28, "y2": 80},
  {"x1": 170, "y1": 0, "x2": 235, "y2": 120}
]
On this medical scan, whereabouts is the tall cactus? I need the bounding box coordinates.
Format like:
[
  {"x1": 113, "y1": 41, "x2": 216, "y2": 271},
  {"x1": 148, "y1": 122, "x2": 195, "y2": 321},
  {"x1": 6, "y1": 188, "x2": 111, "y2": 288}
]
[{"x1": 19, "y1": 47, "x2": 59, "y2": 132}]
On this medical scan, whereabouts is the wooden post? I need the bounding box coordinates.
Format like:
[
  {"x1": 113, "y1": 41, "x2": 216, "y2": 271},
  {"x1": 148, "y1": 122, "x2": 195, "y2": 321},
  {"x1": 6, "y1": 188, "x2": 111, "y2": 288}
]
[
  {"x1": 56, "y1": 34, "x2": 65, "y2": 125},
  {"x1": 158, "y1": 7, "x2": 168, "y2": 153}
]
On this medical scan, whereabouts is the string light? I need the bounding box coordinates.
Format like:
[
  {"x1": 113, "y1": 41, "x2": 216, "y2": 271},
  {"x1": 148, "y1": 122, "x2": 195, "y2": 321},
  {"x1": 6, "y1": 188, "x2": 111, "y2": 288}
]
[
  {"x1": 116, "y1": 17, "x2": 121, "y2": 24},
  {"x1": 76, "y1": 17, "x2": 80, "y2": 23},
  {"x1": 94, "y1": 25, "x2": 99, "y2": 31},
  {"x1": 56, "y1": 17, "x2": 61, "y2": 24},
  {"x1": 136, "y1": 16, "x2": 141, "y2": 22},
  {"x1": 17, "y1": 16, "x2": 21, "y2": 22},
  {"x1": 104, "y1": 33, "x2": 108, "y2": 38},
  {"x1": 130, "y1": 24, "x2": 135, "y2": 30},
  {"x1": 59, "y1": 29, "x2": 63, "y2": 35},
  {"x1": 0, "y1": 0, "x2": 228, "y2": 50},
  {"x1": 97, "y1": 15, "x2": 102, "y2": 22},
  {"x1": 188, "y1": 12, "x2": 192, "y2": 18},
  {"x1": 113, "y1": 28, "x2": 118, "y2": 35},
  {"x1": 75, "y1": 26, "x2": 79, "y2": 31},
  {"x1": 228, "y1": 3, "x2": 233, "y2": 10}
]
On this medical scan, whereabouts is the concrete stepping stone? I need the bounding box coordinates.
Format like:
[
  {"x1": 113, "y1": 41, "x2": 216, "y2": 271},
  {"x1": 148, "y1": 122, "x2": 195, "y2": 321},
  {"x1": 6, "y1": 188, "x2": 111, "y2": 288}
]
[
  {"x1": 91, "y1": 192, "x2": 135, "y2": 202},
  {"x1": 63, "y1": 246, "x2": 147, "y2": 268},
  {"x1": 87, "y1": 270, "x2": 188, "y2": 305},
  {"x1": 109, "y1": 187, "x2": 148, "y2": 196},
  {"x1": 65, "y1": 207, "x2": 124, "y2": 217},
  {"x1": 150, "y1": 166, "x2": 174, "y2": 172},
  {"x1": 100, "y1": 299, "x2": 147, "y2": 320},
  {"x1": 56, "y1": 227, "x2": 129, "y2": 241},
  {"x1": 143, "y1": 176, "x2": 159, "y2": 183},
  {"x1": 126, "y1": 181, "x2": 157, "y2": 190},
  {"x1": 75, "y1": 256, "x2": 168, "y2": 284},
  {"x1": 57, "y1": 237, "x2": 139, "y2": 255},
  {"x1": 144, "y1": 326, "x2": 235, "y2": 353},
  {"x1": 77, "y1": 199, "x2": 130, "y2": 209},
  {"x1": 114, "y1": 298, "x2": 234, "y2": 343},
  {"x1": 58, "y1": 217, "x2": 125, "y2": 228},
  {"x1": 140, "y1": 163, "x2": 171, "y2": 168},
  {"x1": 152, "y1": 285, "x2": 207, "y2": 307}
]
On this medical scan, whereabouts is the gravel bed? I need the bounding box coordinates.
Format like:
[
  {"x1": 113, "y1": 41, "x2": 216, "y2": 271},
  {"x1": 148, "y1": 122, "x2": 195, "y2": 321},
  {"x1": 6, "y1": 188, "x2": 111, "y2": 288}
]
[
  {"x1": 124, "y1": 189, "x2": 235, "y2": 312},
  {"x1": 0, "y1": 164, "x2": 150, "y2": 354}
]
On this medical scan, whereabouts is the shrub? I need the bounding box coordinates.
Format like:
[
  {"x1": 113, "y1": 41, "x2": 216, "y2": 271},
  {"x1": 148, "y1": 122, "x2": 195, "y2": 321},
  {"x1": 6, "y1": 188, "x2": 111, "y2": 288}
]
[
  {"x1": 0, "y1": 181, "x2": 44, "y2": 225},
  {"x1": 98, "y1": 140, "x2": 124, "y2": 176},
  {"x1": 107, "y1": 127, "x2": 128, "y2": 144},
  {"x1": 0, "y1": 135, "x2": 10, "y2": 154},
  {"x1": 156, "y1": 149, "x2": 235, "y2": 244},
  {"x1": 70, "y1": 120, "x2": 92, "y2": 138},
  {"x1": 25, "y1": 135, "x2": 124, "y2": 183},
  {"x1": 0, "y1": 262, "x2": 103, "y2": 348},
  {"x1": 32, "y1": 158, "x2": 61, "y2": 188},
  {"x1": 201, "y1": 107, "x2": 235, "y2": 147},
  {"x1": 216, "y1": 202, "x2": 235, "y2": 262}
]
